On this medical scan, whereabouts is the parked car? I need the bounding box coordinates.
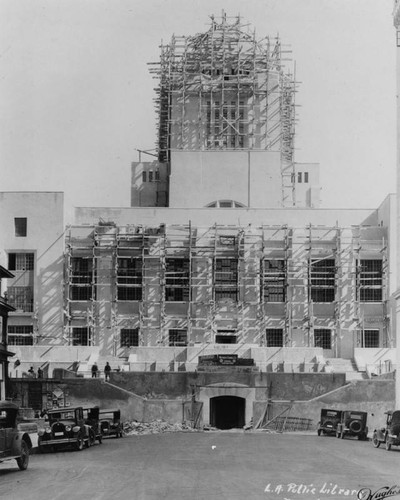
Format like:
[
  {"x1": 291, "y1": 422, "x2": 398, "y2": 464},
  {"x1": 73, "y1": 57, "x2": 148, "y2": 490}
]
[
  {"x1": 82, "y1": 406, "x2": 102, "y2": 445},
  {"x1": 317, "y1": 409, "x2": 342, "y2": 436},
  {"x1": 100, "y1": 409, "x2": 123, "y2": 438},
  {"x1": 0, "y1": 401, "x2": 33, "y2": 470},
  {"x1": 38, "y1": 406, "x2": 90, "y2": 452},
  {"x1": 336, "y1": 410, "x2": 368, "y2": 440},
  {"x1": 372, "y1": 410, "x2": 400, "y2": 451}
]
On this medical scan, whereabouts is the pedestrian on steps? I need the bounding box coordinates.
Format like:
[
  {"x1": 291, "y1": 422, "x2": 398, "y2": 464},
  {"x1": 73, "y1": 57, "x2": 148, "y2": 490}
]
[
  {"x1": 91, "y1": 362, "x2": 98, "y2": 378},
  {"x1": 104, "y1": 362, "x2": 111, "y2": 381}
]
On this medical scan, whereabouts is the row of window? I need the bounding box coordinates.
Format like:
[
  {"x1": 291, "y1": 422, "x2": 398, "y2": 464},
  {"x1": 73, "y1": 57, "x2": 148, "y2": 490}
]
[
  {"x1": 142, "y1": 170, "x2": 160, "y2": 183},
  {"x1": 68, "y1": 257, "x2": 384, "y2": 304},
  {"x1": 291, "y1": 172, "x2": 309, "y2": 184},
  {"x1": 6, "y1": 326, "x2": 380, "y2": 349}
]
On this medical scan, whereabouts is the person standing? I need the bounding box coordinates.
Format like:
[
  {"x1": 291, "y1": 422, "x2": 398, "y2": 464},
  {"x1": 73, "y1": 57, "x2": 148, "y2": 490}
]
[
  {"x1": 37, "y1": 367, "x2": 43, "y2": 379},
  {"x1": 91, "y1": 362, "x2": 98, "y2": 378},
  {"x1": 104, "y1": 362, "x2": 111, "y2": 381}
]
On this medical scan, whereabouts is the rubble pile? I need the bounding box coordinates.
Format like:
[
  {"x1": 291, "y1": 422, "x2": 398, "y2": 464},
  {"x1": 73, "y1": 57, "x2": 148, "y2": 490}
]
[{"x1": 123, "y1": 419, "x2": 198, "y2": 435}]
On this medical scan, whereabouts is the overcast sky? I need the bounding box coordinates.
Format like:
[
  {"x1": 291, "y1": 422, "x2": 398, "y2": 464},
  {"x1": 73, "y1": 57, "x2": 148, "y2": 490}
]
[{"x1": 0, "y1": 0, "x2": 396, "y2": 223}]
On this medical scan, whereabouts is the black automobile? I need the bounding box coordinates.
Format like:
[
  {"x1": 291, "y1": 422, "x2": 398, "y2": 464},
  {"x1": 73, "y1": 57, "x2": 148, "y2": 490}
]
[
  {"x1": 100, "y1": 409, "x2": 123, "y2": 438},
  {"x1": 0, "y1": 402, "x2": 33, "y2": 470},
  {"x1": 336, "y1": 410, "x2": 368, "y2": 440},
  {"x1": 317, "y1": 409, "x2": 342, "y2": 436},
  {"x1": 38, "y1": 407, "x2": 90, "y2": 452},
  {"x1": 372, "y1": 410, "x2": 400, "y2": 451},
  {"x1": 83, "y1": 406, "x2": 102, "y2": 445}
]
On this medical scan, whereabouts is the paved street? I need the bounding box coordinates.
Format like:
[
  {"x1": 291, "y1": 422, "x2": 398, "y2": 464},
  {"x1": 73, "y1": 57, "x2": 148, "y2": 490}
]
[{"x1": 0, "y1": 431, "x2": 399, "y2": 500}]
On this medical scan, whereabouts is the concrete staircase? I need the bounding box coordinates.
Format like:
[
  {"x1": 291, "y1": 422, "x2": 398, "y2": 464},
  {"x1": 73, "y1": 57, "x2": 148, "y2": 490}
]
[{"x1": 324, "y1": 358, "x2": 367, "y2": 381}]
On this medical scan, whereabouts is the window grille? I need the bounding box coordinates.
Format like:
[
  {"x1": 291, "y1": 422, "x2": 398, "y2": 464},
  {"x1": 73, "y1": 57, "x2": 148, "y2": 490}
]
[
  {"x1": 314, "y1": 329, "x2": 332, "y2": 350},
  {"x1": 168, "y1": 329, "x2": 187, "y2": 346},
  {"x1": 117, "y1": 258, "x2": 142, "y2": 301},
  {"x1": 165, "y1": 258, "x2": 189, "y2": 302},
  {"x1": 310, "y1": 259, "x2": 335, "y2": 302},
  {"x1": 8, "y1": 325, "x2": 33, "y2": 346},
  {"x1": 358, "y1": 260, "x2": 383, "y2": 302},
  {"x1": 120, "y1": 328, "x2": 139, "y2": 347},
  {"x1": 215, "y1": 258, "x2": 238, "y2": 301},
  {"x1": 70, "y1": 257, "x2": 93, "y2": 300},
  {"x1": 266, "y1": 328, "x2": 284, "y2": 347},
  {"x1": 361, "y1": 330, "x2": 380, "y2": 348},
  {"x1": 261, "y1": 260, "x2": 286, "y2": 302},
  {"x1": 7, "y1": 286, "x2": 34, "y2": 312},
  {"x1": 8, "y1": 253, "x2": 34, "y2": 271},
  {"x1": 71, "y1": 327, "x2": 90, "y2": 346}
]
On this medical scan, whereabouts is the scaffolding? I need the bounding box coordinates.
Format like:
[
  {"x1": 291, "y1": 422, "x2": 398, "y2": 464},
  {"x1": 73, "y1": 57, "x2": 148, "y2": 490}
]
[
  {"x1": 63, "y1": 221, "x2": 390, "y2": 359},
  {"x1": 148, "y1": 12, "x2": 297, "y2": 206}
]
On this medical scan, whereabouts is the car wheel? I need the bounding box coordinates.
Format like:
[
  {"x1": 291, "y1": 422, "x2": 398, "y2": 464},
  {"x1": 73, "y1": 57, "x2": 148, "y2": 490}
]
[
  {"x1": 386, "y1": 440, "x2": 392, "y2": 451},
  {"x1": 75, "y1": 437, "x2": 84, "y2": 451},
  {"x1": 16, "y1": 440, "x2": 30, "y2": 471},
  {"x1": 372, "y1": 433, "x2": 380, "y2": 448}
]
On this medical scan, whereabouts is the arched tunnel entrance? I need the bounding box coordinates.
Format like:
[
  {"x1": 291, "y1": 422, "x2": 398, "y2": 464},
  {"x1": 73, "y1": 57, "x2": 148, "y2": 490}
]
[{"x1": 210, "y1": 396, "x2": 245, "y2": 429}]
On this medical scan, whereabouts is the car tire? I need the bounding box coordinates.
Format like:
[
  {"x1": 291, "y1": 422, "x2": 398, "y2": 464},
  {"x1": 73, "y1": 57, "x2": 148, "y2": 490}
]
[
  {"x1": 349, "y1": 420, "x2": 362, "y2": 433},
  {"x1": 16, "y1": 440, "x2": 30, "y2": 471},
  {"x1": 75, "y1": 437, "x2": 84, "y2": 451},
  {"x1": 372, "y1": 433, "x2": 380, "y2": 448},
  {"x1": 386, "y1": 440, "x2": 392, "y2": 451}
]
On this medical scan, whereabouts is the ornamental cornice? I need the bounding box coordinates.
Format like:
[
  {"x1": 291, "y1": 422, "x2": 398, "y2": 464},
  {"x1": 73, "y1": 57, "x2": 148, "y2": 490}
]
[{"x1": 394, "y1": 0, "x2": 400, "y2": 28}]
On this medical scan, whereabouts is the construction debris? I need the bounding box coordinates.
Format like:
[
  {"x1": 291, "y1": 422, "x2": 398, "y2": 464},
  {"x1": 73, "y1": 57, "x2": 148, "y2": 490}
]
[{"x1": 123, "y1": 420, "x2": 198, "y2": 435}]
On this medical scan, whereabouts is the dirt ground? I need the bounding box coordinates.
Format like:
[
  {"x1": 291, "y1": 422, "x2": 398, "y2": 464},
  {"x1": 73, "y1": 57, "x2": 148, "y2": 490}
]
[{"x1": 0, "y1": 431, "x2": 398, "y2": 500}]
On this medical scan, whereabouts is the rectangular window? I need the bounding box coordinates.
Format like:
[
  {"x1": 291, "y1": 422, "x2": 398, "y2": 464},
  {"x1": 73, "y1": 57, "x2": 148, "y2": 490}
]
[
  {"x1": 397, "y1": 31, "x2": 400, "y2": 47},
  {"x1": 14, "y1": 218, "x2": 27, "y2": 237},
  {"x1": 206, "y1": 98, "x2": 246, "y2": 149},
  {"x1": 314, "y1": 329, "x2": 332, "y2": 350},
  {"x1": 7, "y1": 286, "x2": 34, "y2": 312},
  {"x1": 117, "y1": 258, "x2": 142, "y2": 301},
  {"x1": 297, "y1": 172, "x2": 302, "y2": 183},
  {"x1": 261, "y1": 260, "x2": 286, "y2": 302},
  {"x1": 148, "y1": 170, "x2": 154, "y2": 182},
  {"x1": 362, "y1": 329, "x2": 380, "y2": 348},
  {"x1": 215, "y1": 258, "x2": 238, "y2": 301},
  {"x1": 155, "y1": 169, "x2": 160, "y2": 182},
  {"x1": 142, "y1": 171, "x2": 147, "y2": 182},
  {"x1": 8, "y1": 253, "x2": 34, "y2": 271},
  {"x1": 8, "y1": 325, "x2": 34, "y2": 346},
  {"x1": 165, "y1": 258, "x2": 189, "y2": 302},
  {"x1": 120, "y1": 328, "x2": 139, "y2": 347},
  {"x1": 71, "y1": 327, "x2": 90, "y2": 346},
  {"x1": 358, "y1": 259, "x2": 383, "y2": 302},
  {"x1": 310, "y1": 259, "x2": 335, "y2": 302},
  {"x1": 304, "y1": 172, "x2": 309, "y2": 183},
  {"x1": 168, "y1": 329, "x2": 187, "y2": 347},
  {"x1": 266, "y1": 328, "x2": 284, "y2": 347},
  {"x1": 70, "y1": 257, "x2": 93, "y2": 301},
  {"x1": 215, "y1": 334, "x2": 237, "y2": 344}
]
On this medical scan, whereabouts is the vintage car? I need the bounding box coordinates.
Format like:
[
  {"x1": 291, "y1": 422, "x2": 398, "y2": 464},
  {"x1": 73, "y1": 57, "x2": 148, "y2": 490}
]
[
  {"x1": 0, "y1": 401, "x2": 33, "y2": 470},
  {"x1": 372, "y1": 410, "x2": 400, "y2": 451},
  {"x1": 100, "y1": 409, "x2": 123, "y2": 438},
  {"x1": 317, "y1": 409, "x2": 342, "y2": 436},
  {"x1": 38, "y1": 406, "x2": 90, "y2": 452},
  {"x1": 336, "y1": 410, "x2": 368, "y2": 440},
  {"x1": 82, "y1": 406, "x2": 102, "y2": 445}
]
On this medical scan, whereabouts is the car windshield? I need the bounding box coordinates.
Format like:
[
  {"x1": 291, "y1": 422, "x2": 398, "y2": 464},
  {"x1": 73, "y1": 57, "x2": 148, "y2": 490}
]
[
  {"x1": 49, "y1": 411, "x2": 75, "y2": 421},
  {"x1": 391, "y1": 411, "x2": 400, "y2": 422}
]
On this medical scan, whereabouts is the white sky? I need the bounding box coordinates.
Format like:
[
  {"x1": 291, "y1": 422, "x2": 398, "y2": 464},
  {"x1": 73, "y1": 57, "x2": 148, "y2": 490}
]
[{"x1": 0, "y1": 0, "x2": 396, "y2": 223}]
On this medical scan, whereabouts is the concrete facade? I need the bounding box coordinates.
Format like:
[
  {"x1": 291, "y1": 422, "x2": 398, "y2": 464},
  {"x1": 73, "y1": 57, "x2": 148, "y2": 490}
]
[{"x1": 0, "y1": 192, "x2": 64, "y2": 356}]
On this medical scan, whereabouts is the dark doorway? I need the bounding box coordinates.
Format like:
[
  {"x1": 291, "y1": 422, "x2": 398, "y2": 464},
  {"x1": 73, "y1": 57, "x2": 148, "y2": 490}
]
[
  {"x1": 215, "y1": 335, "x2": 237, "y2": 344},
  {"x1": 210, "y1": 396, "x2": 245, "y2": 429}
]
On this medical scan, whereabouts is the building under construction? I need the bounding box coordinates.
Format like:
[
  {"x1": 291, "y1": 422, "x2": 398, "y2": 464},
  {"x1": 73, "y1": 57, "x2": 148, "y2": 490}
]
[
  {"x1": 60, "y1": 13, "x2": 396, "y2": 375},
  {"x1": 4, "y1": 14, "x2": 397, "y2": 382}
]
